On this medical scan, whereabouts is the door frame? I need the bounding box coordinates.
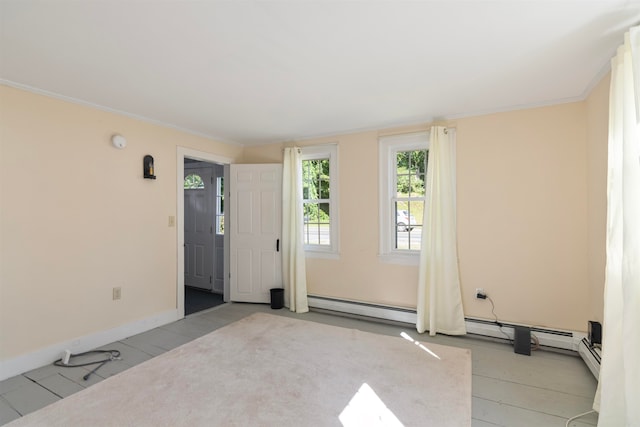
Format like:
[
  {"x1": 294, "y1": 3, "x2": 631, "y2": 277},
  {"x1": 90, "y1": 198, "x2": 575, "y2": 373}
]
[{"x1": 177, "y1": 147, "x2": 232, "y2": 318}]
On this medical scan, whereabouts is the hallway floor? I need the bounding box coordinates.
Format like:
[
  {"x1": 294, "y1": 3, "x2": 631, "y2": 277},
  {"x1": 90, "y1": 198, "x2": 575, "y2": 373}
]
[{"x1": 184, "y1": 287, "x2": 224, "y2": 315}]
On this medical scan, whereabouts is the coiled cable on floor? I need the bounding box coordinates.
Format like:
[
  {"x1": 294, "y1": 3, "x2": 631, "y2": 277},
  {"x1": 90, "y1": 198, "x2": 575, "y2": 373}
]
[{"x1": 53, "y1": 350, "x2": 121, "y2": 381}]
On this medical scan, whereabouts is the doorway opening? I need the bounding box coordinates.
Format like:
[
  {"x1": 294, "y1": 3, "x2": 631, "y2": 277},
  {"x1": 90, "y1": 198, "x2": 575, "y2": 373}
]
[{"x1": 177, "y1": 148, "x2": 232, "y2": 318}]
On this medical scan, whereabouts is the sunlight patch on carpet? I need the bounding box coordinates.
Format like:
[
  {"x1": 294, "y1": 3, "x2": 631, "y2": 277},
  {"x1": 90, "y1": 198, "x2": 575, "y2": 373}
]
[
  {"x1": 340, "y1": 383, "x2": 404, "y2": 427},
  {"x1": 400, "y1": 331, "x2": 441, "y2": 360}
]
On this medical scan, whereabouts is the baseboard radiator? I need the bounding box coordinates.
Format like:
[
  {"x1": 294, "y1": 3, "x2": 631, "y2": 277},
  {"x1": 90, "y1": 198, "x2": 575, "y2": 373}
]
[
  {"x1": 307, "y1": 295, "x2": 585, "y2": 353},
  {"x1": 578, "y1": 338, "x2": 601, "y2": 379}
]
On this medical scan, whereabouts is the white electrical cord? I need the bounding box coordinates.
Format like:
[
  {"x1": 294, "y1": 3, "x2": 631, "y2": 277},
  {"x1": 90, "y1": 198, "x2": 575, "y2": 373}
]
[{"x1": 565, "y1": 410, "x2": 596, "y2": 426}]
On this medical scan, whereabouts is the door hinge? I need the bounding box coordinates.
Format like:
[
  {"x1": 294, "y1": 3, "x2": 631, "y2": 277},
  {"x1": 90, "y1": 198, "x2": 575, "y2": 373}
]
[
  {"x1": 210, "y1": 226, "x2": 213, "y2": 234},
  {"x1": 210, "y1": 276, "x2": 212, "y2": 284}
]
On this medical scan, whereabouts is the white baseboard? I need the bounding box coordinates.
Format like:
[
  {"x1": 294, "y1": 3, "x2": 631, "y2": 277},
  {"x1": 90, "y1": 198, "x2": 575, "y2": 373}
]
[
  {"x1": 0, "y1": 309, "x2": 180, "y2": 381},
  {"x1": 309, "y1": 295, "x2": 418, "y2": 324},
  {"x1": 308, "y1": 295, "x2": 584, "y2": 352}
]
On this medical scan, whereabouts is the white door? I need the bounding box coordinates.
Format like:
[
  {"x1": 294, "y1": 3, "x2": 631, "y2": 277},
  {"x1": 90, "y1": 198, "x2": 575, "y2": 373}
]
[
  {"x1": 184, "y1": 166, "x2": 214, "y2": 290},
  {"x1": 230, "y1": 164, "x2": 282, "y2": 303}
]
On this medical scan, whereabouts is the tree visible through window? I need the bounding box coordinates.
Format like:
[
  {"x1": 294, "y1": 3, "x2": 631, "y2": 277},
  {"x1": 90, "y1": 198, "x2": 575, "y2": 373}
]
[
  {"x1": 379, "y1": 131, "x2": 430, "y2": 259},
  {"x1": 184, "y1": 174, "x2": 204, "y2": 189},
  {"x1": 302, "y1": 158, "x2": 330, "y2": 246}
]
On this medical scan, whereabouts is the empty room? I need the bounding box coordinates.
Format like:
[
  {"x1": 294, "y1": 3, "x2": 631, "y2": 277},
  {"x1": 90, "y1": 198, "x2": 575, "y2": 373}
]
[{"x1": 1, "y1": 1, "x2": 639, "y2": 426}]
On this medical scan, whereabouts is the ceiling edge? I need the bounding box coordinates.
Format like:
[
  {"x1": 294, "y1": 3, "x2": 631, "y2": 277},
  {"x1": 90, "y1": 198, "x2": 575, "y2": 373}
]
[
  {"x1": 2, "y1": 77, "x2": 604, "y2": 148},
  {"x1": 0, "y1": 79, "x2": 245, "y2": 148}
]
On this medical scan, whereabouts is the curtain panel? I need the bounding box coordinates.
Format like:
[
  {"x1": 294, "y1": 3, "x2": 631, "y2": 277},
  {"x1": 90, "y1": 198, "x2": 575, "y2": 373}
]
[
  {"x1": 416, "y1": 126, "x2": 466, "y2": 336},
  {"x1": 282, "y1": 147, "x2": 309, "y2": 313},
  {"x1": 593, "y1": 26, "x2": 640, "y2": 426}
]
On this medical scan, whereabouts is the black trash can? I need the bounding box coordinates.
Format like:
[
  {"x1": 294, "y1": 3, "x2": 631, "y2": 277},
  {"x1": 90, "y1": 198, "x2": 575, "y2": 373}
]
[{"x1": 270, "y1": 288, "x2": 284, "y2": 309}]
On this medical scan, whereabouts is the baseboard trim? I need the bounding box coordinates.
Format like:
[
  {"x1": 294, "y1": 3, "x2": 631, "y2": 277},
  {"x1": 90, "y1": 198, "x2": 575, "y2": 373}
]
[
  {"x1": 308, "y1": 295, "x2": 584, "y2": 352},
  {"x1": 0, "y1": 309, "x2": 180, "y2": 381}
]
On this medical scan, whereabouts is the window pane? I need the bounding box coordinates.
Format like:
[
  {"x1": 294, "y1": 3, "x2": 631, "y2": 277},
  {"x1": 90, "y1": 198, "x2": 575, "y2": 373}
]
[
  {"x1": 301, "y1": 155, "x2": 333, "y2": 247},
  {"x1": 305, "y1": 223, "x2": 320, "y2": 245},
  {"x1": 304, "y1": 202, "x2": 317, "y2": 222},
  {"x1": 319, "y1": 203, "x2": 330, "y2": 221},
  {"x1": 396, "y1": 150, "x2": 427, "y2": 197},
  {"x1": 303, "y1": 203, "x2": 319, "y2": 245},
  {"x1": 413, "y1": 172, "x2": 426, "y2": 197},
  {"x1": 397, "y1": 168, "x2": 411, "y2": 197},
  {"x1": 320, "y1": 179, "x2": 330, "y2": 199},
  {"x1": 393, "y1": 149, "x2": 428, "y2": 250},
  {"x1": 302, "y1": 201, "x2": 331, "y2": 245},
  {"x1": 318, "y1": 202, "x2": 330, "y2": 245},
  {"x1": 216, "y1": 176, "x2": 224, "y2": 234},
  {"x1": 396, "y1": 151, "x2": 409, "y2": 169},
  {"x1": 184, "y1": 174, "x2": 204, "y2": 189},
  {"x1": 394, "y1": 199, "x2": 424, "y2": 250}
]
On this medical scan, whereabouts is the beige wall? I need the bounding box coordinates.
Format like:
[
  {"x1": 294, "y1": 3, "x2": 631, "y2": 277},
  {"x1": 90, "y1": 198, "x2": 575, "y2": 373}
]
[
  {"x1": 245, "y1": 131, "x2": 423, "y2": 306},
  {"x1": 1, "y1": 77, "x2": 610, "y2": 363},
  {"x1": 456, "y1": 104, "x2": 588, "y2": 330},
  {"x1": 585, "y1": 74, "x2": 610, "y2": 324},
  {"x1": 0, "y1": 85, "x2": 242, "y2": 360},
  {"x1": 244, "y1": 102, "x2": 598, "y2": 332}
]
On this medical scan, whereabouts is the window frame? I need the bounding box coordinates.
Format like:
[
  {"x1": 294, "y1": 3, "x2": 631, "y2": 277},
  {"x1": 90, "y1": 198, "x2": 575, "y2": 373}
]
[
  {"x1": 300, "y1": 144, "x2": 340, "y2": 259},
  {"x1": 378, "y1": 131, "x2": 430, "y2": 265},
  {"x1": 215, "y1": 176, "x2": 224, "y2": 235}
]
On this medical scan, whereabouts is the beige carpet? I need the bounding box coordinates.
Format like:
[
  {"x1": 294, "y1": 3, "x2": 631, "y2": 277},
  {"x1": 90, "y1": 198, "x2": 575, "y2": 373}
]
[{"x1": 8, "y1": 313, "x2": 471, "y2": 426}]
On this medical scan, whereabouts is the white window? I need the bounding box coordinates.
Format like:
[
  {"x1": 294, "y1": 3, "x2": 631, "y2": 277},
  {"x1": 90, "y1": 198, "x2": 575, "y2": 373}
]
[
  {"x1": 215, "y1": 176, "x2": 224, "y2": 235},
  {"x1": 379, "y1": 132, "x2": 430, "y2": 264},
  {"x1": 300, "y1": 145, "x2": 339, "y2": 258}
]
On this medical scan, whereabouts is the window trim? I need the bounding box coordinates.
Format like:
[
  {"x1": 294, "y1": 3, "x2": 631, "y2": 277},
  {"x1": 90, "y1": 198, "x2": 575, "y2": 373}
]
[
  {"x1": 378, "y1": 131, "x2": 430, "y2": 264},
  {"x1": 300, "y1": 144, "x2": 340, "y2": 259}
]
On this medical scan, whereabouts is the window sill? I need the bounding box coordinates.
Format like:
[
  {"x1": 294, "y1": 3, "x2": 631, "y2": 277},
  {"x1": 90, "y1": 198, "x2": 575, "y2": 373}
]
[
  {"x1": 378, "y1": 253, "x2": 420, "y2": 266},
  {"x1": 304, "y1": 250, "x2": 340, "y2": 260}
]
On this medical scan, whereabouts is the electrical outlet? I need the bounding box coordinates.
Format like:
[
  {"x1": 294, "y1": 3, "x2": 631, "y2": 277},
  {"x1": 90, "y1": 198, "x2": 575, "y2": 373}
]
[
  {"x1": 113, "y1": 286, "x2": 122, "y2": 300},
  {"x1": 475, "y1": 288, "x2": 487, "y2": 299},
  {"x1": 168, "y1": 216, "x2": 175, "y2": 227}
]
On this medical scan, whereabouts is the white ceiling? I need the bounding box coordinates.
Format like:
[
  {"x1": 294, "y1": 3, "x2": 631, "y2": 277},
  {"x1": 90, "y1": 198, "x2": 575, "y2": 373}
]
[{"x1": 1, "y1": 1, "x2": 639, "y2": 146}]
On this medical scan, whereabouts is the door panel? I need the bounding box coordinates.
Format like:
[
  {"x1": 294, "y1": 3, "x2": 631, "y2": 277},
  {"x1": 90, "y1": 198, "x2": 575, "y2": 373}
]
[
  {"x1": 184, "y1": 166, "x2": 214, "y2": 290},
  {"x1": 230, "y1": 164, "x2": 282, "y2": 303}
]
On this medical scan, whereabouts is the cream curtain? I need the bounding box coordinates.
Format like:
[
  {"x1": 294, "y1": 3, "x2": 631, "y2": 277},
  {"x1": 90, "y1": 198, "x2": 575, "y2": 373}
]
[
  {"x1": 594, "y1": 26, "x2": 640, "y2": 426},
  {"x1": 282, "y1": 147, "x2": 309, "y2": 313},
  {"x1": 416, "y1": 127, "x2": 466, "y2": 336}
]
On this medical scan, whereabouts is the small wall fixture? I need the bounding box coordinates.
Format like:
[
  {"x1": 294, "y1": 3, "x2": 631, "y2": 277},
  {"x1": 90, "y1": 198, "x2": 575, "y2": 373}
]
[
  {"x1": 143, "y1": 155, "x2": 156, "y2": 179},
  {"x1": 111, "y1": 134, "x2": 127, "y2": 149}
]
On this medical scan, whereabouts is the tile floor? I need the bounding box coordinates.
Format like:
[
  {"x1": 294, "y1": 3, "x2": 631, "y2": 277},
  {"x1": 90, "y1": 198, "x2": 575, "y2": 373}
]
[
  {"x1": 184, "y1": 286, "x2": 225, "y2": 315},
  {"x1": 0, "y1": 303, "x2": 598, "y2": 426}
]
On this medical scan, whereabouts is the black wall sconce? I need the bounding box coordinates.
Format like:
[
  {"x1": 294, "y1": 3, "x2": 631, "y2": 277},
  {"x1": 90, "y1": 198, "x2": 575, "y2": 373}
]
[{"x1": 143, "y1": 155, "x2": 156, "y2": 179}]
